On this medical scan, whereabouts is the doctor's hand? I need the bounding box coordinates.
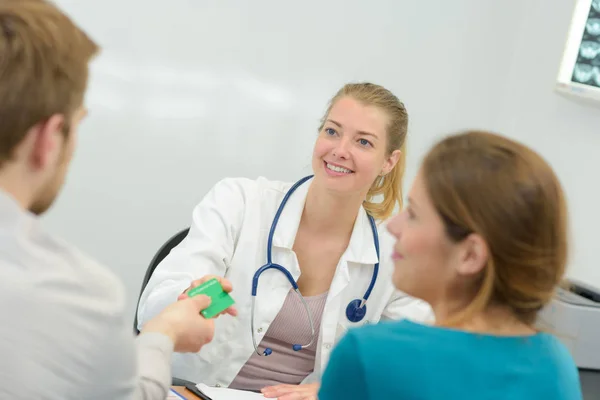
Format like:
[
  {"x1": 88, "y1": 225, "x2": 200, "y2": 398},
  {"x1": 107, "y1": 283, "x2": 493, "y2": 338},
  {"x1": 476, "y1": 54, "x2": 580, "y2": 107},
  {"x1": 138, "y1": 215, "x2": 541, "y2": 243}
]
[
  {"x1": 141, "y1": 294, "x2": 215, "y2": 353},
  {"x1": 178, "y1": 274, "x2": 238, "y2": 317},
  {"x1": 261, "y1": 383, "x2": 320, "y2": 400}
]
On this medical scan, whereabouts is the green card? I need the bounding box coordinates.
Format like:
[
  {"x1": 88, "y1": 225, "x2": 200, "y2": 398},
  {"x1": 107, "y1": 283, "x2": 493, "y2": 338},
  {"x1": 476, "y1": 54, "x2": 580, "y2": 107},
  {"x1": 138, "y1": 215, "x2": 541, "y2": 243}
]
[{"x1": 186, "y1": 278, "x2": 235, "y2": 318}]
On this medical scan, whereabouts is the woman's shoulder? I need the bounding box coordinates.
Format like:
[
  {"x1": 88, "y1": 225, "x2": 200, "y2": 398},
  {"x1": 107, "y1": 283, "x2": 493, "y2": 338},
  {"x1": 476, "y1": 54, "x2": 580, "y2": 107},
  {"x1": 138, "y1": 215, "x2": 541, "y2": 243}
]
[
  {"x1": 345, "y1": 319, "x2": 438, "y2": 352},
  {"x1": 208, "y1": 176, "x2": 295, "y2": 197},
  {"x1": 336, "y1": 322, "x2": 582, "y2": 400},
  {"x1": 534, "y1": 333, "x2": 582, "y2": 384}
]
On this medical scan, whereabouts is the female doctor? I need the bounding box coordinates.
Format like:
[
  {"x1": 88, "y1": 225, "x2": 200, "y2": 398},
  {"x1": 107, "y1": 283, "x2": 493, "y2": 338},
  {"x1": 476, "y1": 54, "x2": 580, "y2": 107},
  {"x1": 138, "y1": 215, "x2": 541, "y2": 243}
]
[{"x1": 136, "y1": 82, "x2": 433, "y2": 399}]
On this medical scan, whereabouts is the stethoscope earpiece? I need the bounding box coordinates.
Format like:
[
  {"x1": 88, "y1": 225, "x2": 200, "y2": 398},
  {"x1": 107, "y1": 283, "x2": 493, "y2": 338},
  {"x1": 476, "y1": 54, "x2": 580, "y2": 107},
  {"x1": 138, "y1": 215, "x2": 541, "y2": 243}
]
[{"x1": 250, "y1": 175, "x2": 380, "y2": 357}]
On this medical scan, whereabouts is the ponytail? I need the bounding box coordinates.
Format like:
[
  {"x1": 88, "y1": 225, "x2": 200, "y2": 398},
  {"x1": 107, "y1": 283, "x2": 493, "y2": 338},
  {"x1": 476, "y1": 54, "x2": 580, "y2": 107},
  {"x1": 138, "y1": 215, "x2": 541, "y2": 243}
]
[{"x1": 364, "y1": 141, "x2": 407, "y2": 221}]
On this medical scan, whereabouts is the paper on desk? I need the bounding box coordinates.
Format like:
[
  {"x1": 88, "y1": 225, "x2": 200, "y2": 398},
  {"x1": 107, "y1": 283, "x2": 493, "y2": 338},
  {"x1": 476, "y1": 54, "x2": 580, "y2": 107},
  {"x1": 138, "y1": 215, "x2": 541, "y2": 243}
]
[
  {"x1": 196, "y1": 383, "x2": 266, "y2": 399},
  {"x1": 166, "y1": 388, "x2": 186, "y2": 399}
]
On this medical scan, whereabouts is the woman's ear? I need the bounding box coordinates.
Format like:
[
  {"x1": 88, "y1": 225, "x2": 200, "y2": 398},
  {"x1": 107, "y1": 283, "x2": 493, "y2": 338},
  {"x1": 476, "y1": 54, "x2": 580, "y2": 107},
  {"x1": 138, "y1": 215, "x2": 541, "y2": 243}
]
[
  {"x1": 382, "y1": 149, "x2": 401, "y2": 175},
  {"x1": 456, "y1": 233, "x2": 489, "y2": 277}
]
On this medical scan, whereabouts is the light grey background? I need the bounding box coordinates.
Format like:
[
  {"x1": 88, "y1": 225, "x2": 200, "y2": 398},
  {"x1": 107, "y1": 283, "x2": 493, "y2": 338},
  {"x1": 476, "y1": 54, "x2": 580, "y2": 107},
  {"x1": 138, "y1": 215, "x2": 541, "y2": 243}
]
[{"x1": 46, "y1": 0, "x2": 600, "y2": 324}]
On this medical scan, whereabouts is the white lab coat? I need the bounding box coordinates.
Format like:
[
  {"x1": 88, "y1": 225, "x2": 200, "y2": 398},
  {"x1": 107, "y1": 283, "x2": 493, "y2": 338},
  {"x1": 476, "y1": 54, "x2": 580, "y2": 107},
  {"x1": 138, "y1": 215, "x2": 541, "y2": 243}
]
[{"x1": 136, "y1": 176, "x2": 433, "y2": 387}]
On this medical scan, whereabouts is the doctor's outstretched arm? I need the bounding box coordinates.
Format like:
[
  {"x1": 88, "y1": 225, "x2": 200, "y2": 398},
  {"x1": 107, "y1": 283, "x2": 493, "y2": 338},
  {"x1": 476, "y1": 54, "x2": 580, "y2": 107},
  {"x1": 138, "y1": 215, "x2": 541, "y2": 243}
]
[{"x1": 136, "y1": 178, "x2": 246, "y2": 330}]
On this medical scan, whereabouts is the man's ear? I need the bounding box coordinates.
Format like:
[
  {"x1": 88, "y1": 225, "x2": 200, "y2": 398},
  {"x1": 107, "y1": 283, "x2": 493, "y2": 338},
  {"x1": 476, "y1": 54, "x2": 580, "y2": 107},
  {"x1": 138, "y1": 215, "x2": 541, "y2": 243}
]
[
  {"x1": 31, "y1": 114, "x2": 65, "y2": 169},
  {"x1": 381, "y1": 149, "x2": 401, "y2": 176},
  {"x1": 455, "y1": 233, "x2": 489, "y2": 277}
]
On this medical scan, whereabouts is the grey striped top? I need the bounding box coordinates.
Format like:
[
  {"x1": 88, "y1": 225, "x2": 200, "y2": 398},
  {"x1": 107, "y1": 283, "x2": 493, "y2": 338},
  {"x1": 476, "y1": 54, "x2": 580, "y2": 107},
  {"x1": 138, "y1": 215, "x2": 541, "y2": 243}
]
[{"x1": 229, "y1": 289, "x2": 328, "y2": 391}]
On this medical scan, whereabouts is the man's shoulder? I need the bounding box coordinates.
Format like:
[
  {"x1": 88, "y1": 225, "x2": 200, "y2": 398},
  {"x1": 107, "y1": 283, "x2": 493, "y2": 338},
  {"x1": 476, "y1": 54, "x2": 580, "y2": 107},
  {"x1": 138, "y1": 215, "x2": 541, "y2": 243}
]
[
  {"x1": 1, "y1": 225, "x2": 126, "y2": 320},
  {"x1": 0, "y1": 229, "x2": 134, "y2": 400},
  {"x1": 48, "y1": 236, "x2": 124, "y2": 302}
]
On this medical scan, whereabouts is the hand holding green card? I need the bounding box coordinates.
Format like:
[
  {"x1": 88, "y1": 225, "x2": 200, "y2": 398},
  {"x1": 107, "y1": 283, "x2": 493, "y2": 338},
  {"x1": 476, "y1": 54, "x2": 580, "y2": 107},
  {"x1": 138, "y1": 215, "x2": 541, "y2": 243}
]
[{"x1": 186, "y1": 278, "x2": 236, "y2": 319}]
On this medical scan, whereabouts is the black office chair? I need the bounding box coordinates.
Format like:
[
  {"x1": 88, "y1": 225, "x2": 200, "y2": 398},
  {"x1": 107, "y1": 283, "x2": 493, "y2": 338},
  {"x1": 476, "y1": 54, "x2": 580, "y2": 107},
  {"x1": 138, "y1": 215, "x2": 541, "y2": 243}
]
[
  {"x1": 133, "y1": 227, "x2": 199, "y2": 388},
  {"x1": 133, "y1": 227, "x2": 190, "y2": 335}
]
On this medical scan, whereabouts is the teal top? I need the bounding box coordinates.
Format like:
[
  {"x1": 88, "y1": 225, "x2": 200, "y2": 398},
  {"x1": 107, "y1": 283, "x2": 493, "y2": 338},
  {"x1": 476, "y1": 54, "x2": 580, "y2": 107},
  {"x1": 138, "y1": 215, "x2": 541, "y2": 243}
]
[{"x1": 319, "y1": 319, "x2": 582, "y2": 400}]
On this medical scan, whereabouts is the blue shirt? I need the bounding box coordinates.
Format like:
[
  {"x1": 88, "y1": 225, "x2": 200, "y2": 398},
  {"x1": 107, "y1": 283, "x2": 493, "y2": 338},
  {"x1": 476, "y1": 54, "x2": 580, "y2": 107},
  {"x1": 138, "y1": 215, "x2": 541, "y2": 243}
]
[{"x1": 319, "y1": 319, "x2": 582, "y2": 400}]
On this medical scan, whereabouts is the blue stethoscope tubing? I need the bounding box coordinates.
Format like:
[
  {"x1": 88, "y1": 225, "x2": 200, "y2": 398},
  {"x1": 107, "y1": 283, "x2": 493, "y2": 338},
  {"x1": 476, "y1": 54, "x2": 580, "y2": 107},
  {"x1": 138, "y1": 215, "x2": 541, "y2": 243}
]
[{"x1": 250, "y1": 175, "x2": 380, "y2": 356}]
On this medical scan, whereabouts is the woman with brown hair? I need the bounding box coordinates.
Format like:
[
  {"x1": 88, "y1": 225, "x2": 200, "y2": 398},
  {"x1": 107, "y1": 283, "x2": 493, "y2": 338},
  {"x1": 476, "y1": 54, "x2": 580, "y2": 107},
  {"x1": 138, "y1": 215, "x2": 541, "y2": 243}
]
[{"x1": 319, "y1": 130, "x2": 582, "y2": 400}]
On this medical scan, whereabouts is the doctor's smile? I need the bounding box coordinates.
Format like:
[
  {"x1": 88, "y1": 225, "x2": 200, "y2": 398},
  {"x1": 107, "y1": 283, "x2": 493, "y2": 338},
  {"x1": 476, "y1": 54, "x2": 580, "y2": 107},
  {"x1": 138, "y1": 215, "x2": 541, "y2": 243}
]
[{"x1": 324, "y1": 161, "x2": 353, "y2": 175}]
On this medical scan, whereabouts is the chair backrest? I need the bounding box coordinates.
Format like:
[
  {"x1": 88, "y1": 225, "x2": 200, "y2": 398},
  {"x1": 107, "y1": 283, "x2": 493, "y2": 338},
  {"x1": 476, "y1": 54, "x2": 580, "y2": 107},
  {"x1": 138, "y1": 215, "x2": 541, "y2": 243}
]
[{"x1": 133, "y1": 227, "x2": 190, "y2": 334}]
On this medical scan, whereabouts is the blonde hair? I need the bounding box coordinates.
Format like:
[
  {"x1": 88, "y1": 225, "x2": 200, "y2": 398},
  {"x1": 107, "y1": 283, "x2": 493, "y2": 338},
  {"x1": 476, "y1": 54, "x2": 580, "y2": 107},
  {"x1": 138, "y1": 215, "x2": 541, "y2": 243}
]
[
  {"x1": 0, "y1": 0, "x2": 99, "y2": 163},
  {"x1": 422, "y1": 130, "x2": 569, "y2": 326},
  {"x1": 319, "y1": 83, "x2": 408, "y2": 221}
]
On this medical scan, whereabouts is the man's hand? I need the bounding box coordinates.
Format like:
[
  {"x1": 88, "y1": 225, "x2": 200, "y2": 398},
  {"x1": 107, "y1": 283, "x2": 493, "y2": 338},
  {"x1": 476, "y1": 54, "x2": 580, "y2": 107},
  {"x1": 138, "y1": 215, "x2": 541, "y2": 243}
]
[
  {"x1": 141, "y1": 294, "x2": 216, "y2": 353},
  {"x1": 178, "y1": 274, "x2": 238, "y2": 317},
  {"x1": 261, "y1": 383, "x2": 320, "y2": 400}
]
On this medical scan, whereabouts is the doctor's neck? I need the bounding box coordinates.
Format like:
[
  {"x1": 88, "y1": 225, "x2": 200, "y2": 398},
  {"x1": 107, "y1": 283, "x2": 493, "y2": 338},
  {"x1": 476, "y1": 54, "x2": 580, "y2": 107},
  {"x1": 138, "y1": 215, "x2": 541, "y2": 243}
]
[{"x1": 301, "y1": 183, "x2": 364, "y2": 237}]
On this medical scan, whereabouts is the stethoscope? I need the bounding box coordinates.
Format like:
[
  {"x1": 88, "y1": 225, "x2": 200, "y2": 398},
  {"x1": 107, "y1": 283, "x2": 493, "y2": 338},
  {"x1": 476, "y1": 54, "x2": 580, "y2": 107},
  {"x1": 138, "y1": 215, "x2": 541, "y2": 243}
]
[{"x1": 250, "y1": 175, "x2": 380, "y2": 356}]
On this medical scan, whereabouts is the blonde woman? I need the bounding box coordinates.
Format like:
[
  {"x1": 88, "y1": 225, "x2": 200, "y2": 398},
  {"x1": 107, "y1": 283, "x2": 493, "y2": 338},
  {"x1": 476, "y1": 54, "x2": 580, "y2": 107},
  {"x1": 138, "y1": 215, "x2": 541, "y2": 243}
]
[
  {"x1": 137, "y1": 83, "x2": 433, "y2": 399},
  {"x1": 319, "y1": 130, "x2": 582, "y2": 400}
]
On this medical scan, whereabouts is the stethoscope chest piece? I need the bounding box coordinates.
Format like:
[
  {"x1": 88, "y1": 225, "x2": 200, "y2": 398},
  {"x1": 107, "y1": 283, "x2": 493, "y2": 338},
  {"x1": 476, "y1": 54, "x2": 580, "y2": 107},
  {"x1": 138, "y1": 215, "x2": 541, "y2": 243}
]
[{"x1": 345, "y1": 299, "x2": 367, "y2": 323}]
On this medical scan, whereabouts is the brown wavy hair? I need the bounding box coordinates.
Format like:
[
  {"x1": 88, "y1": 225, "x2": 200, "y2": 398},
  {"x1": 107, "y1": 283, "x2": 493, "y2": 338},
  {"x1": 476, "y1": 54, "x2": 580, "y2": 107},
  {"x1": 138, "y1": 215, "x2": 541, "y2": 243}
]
[{"x1": 422, "y1": 130, "x2": 568, "y2": 326}]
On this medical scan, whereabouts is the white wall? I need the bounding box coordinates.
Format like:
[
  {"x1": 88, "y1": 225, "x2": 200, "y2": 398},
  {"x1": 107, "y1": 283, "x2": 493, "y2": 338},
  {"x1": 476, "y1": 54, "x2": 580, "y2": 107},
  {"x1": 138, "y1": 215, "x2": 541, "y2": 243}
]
[
  {"x1": 496, "y1": 0, "x2": 600, "y2": 288},
  {"x1": 43, "y1": 0, "x2": 597, "y2": 322}
]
